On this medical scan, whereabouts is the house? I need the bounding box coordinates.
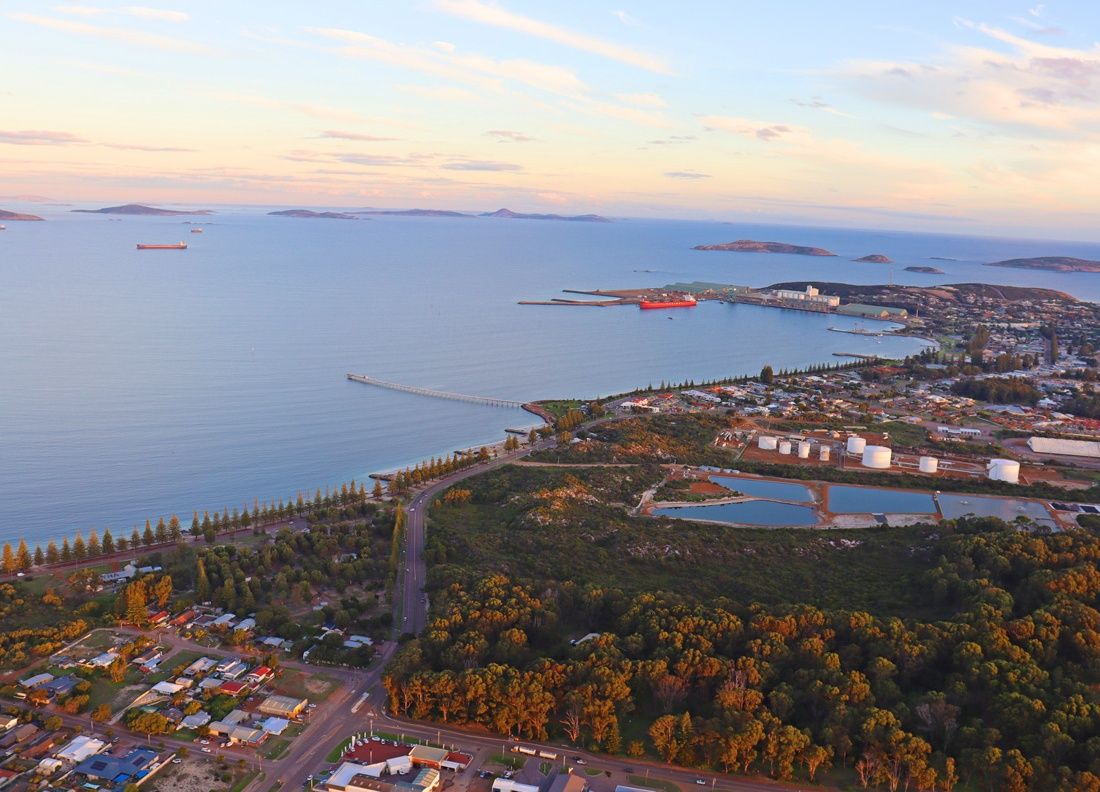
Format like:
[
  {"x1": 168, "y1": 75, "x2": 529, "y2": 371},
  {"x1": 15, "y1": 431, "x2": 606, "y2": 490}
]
[
  {"x1": 211, "y1": 613, "x2": 237, "y2": 629},
  {"x1": 132, "y1": 649, "x2": 163, "y2": 667},
  {"x1": 100, "y1": 564, "x2": 137, "y2": 584},
  {"x1": 183, "y1": 656, "x2": 217, "y2": 676},
  {"x1": 171, "y1": 609, "x2": 197, "y2": 628},
  {"x1": 180, "y1": 712, "x2": 210, "y2": 730},
  {"x1": 235, "y1": 617, "x2": 256, "y2": 632},
  {"x1": 87, "y1": 650, "x2": 119, "y2": 669},
  {"x1": 18, "y1": 673, "x2": 54, "y2": 690},
  {"x1": 216, "y1": 658, "x2": 249, "y2": 679},
  {"x1": 149, "y1": 610, "x2": 170, "y2": 626},
  {"x1": 326, "y1": 764, "x2": 440, "y2": 792},
  {"x1": 548, "y1": 774, "x2": 588, "y2": 792},
  {"x1": 0, "y1": 715, "x2": 18, "y2": 732},
  {"x1": 43, "y1": 676, "x2": 80, "y2": 698},
  {"x1": 441, "y1": 752, "x2": 473, "y2": 772},
  {"x1": 219, "y1": 680, "x2": 249, "y2": 697},
  {"x1": 151, "y1": 681, "x2": 184, "y2": 696},
  {"x1": 247, "y1": 666, "x2": 274, "y2": 685},
  {"x1": 222, "y1": 709, "x2": 249, "y2": 726},
  {"x1": 259, "y1": 716, "x2": 289, "y2": 735},
  {"x1": 73, "y1": 747, "x2": 158, "y2": 783},
  {"x1": 258, "y1": 694, "x2": 308, "y2": 718},
  {"x1": 56, "y1": 735, "x2": 107, "y2": 763}
]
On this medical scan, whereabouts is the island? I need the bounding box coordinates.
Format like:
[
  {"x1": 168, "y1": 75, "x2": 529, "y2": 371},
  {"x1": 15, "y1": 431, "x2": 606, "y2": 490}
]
[
  {"x1": 268, "y1": 209, "x2": 357, "y2": 220},
  {"x1": 480, "y1": 208, "x2": 611, "y2": 222},
  {"x1": 0, "y1": 209, "x2": 44, "y2": 221},
  {"x1": 355, "y1": 208, "x2": 471, "y2": 218},
  {"x1": 693, "y1": 239, "x2": 836, "y2": 256},
  {"x1": 985, "y1": 256, "x2": 1100, "y2": 273},
  {"x1": 855, "y1": 254, "x2": 892, "y2": 263},
  {"x1": 72, "y1": 203, "x2": 213, "y2": 216},
  {"x1": 905, "y1": 266, "x2": 944, "y2": 274}
]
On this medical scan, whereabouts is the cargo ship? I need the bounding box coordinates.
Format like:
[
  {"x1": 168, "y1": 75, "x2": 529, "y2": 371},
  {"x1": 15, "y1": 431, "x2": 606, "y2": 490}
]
[
  {"x1": 639, "y1": 294, "x2": 697, "y2": 309},
  {"x1": 190, "y1": 228, "x2": 203, "y2": 233},
  {"x1": 136, "y1": 242, "x2": 188, "y2": 250}
]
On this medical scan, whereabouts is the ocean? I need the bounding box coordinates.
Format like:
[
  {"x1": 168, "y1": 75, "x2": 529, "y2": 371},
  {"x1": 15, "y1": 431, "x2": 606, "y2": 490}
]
[{"x1": 3, "y1": 206, "x2": 1098, "y2": 545}]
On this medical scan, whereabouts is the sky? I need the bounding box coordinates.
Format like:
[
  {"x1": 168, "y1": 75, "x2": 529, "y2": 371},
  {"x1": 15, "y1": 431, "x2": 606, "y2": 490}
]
[{"x1": 2, "y1": 1, "x2": 1100, "y2": 237}]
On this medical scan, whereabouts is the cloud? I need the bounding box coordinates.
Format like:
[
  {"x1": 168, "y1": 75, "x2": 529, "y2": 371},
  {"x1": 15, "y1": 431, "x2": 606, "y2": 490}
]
[
  {"x1": 611, "y1": 10, "x2": 637, "y2": 27},
  {"x1": 441, "y1": 160, "x2": 522, "y2": 171},
  {"x1": 203, "y1": 91, "x2": 377, "y2": 123},
  {"x1": 648, "y1": 135, "x2": 695, "y2": 145},
  {"x1": 616, "y1": 92, "x2": 666, "y2": 108},
  {"x1": 10, "y1": 12, "x2": 207, "y2": 53},
  {"x1": 435, "y1": 0, "x2": 670, "y2": 74},
  {"x1": 486, "y1": 130, "x2": 535, "y2": 142},
  {"x1": 665, "y1": 171, "x2": 710, "y2": 180},
  {"x1": 319, "y1": 130, "x2": 399, "y2": 142},
  {"x1": 700, "y1": 116, "x2": 800, "y2": 142},
  {"x1": 842, "y1": 19, "x2": 1100, "y2": 136},
  {"x1": 0, "y1": 129, "x2": 86, "y2": 145},
  {"x1": 101, "y1": 142, "x2": 195, "y2": 151},
  {"x1": 399, "y1": 84, "x2": 482, "y2": 103},
  {"x1": 122, "y1": 7, "x2": 189, "y2": 22}
]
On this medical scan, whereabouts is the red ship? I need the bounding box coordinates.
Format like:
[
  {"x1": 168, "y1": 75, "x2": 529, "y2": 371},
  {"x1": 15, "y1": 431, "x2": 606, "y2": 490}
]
[{"x1": 639, "y1": 294, "x2": 697, "y2": 309}]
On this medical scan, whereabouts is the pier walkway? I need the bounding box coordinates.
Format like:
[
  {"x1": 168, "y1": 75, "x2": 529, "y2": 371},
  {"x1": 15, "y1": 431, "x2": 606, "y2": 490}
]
[{"x1": 346, "y1": 373, "x2": 524, "y2": 408}]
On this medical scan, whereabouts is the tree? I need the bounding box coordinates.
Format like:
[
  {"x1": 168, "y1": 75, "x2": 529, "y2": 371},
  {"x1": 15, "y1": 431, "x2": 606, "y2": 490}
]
[
  {"x1": 102, "y1": 529, "x2": 115, "y2": 555},
  {"x1": 73, "y1": 533, "x2": 87, "y2": 560},
  {"x1": 87, "y1": 531, "x2": 100, "y2": 557},
  {"x1": 46, "y1": 541, "x2": 59, "y2": 564},
  {"x1": 33, "y1": 545, "x2": 45, "y2": 567},
  {"x1": 152, "y1": 575, "x2": 173, "y2": 608},
  {"x1": 155, "y1": 518, "x2": 168, "y2": 544},
  {"x1": 92, "y1": 704, "x2": 112, "y2": 722},
  {"x1": 61, "y1": 538, "x2": 72, "y2": 562},
  {"x1": 373, "y1": 479, "x2": 384, "y2": 499},
  {"x1": 760, "y1": 364, "x2": 775, "y2": 385},
  {"x1": 142, "y1": 520, "x2": 155, "y2": 547},
  {"x1": 169, "y1": 515, "x2": 182, "y2": 541},
  {"x1": 1, "y1": 543, "x2": 15, "y2": 574},
  {"x1": 195, "y1": 558, "x2": 210, "y2": 601}
]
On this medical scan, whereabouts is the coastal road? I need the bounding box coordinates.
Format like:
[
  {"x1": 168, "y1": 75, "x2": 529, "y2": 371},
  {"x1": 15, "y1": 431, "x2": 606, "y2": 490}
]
[{"x1": 399, "y1": 436, "x2": 557, "y2": 637}]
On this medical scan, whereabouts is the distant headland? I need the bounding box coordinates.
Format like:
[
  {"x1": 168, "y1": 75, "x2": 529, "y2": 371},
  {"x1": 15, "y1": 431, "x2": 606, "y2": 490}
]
[
  {"x1": 481, "y1": 208, "x2": 610, "y2": 222},
  {"x1": 855, "y1": 254, "x2": 892, "y2": 263},
  {"x1": 693, "y1": 239, "x2": 836, "y2": 256},
  {"x1": 905, "y1": 266, "x2": 944, "y2": 274},
  {"x1": 73, "y1": 203, "x2": 213, "y2": 216},
  {"x1": 985, "y1": 256, "x2": 1100, "y2": 273},
  {"x1": 269, "y1": 209, "x2": 357, "y2": 220},
  {"x1": 0, "y1": 209, "x2": 44, "y2": 221}
]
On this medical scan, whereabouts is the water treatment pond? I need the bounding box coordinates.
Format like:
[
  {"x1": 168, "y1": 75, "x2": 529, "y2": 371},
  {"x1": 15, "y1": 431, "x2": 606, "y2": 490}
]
[
  {"x1": 937, "y1": 494, "x2": 1055, "y2": 525},
  {"x1": 709, "y1": 474, "x2": 814, "y2": 502},
  {"x1": 654, "y1": 500, "x2": 819, "y2": 526},
  {"x1": 827, "y1": 485, "x2": 938, "y2": 514}
]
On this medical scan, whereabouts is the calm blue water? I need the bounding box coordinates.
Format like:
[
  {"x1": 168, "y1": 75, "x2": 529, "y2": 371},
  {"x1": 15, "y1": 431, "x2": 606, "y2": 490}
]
[
  {"x1": 937, "y1": 494, "x2": 1055, "y2": 524},
  {"x1": 827, "y1": 485, "x2": 938, "y2": 514},
  {"x1": 654, "y1": 501, "x2": 818, "y2": 526},
  {"x1": 709, "y1": 474, "x2": 813, "y2": 502},
  {"x1": 4, "y1": 206, "x2": 1097, "y2": 544}
]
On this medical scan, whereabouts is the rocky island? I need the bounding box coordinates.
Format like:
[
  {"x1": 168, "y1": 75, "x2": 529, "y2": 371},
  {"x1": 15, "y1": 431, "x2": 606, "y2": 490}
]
[
  {"x1": 481, "y1": 208, "x2": 610, "y2": 222},
  {"x1": 985, "y1": 256, "x2": 1100, "y2": 273},
  {"x1": 693, "y1": 239, "x2": 836, "y2": 256},
  {"x1": 855, "y1": 254, "x2": 892, "y2": 263},
  {"x1": 0, "y1": 209, "x2": 44, "y2": 221},
  {"x1": 73, "y1": 203, "x2": 213, "y2": 216},
  {"x1": 905, "y1": 266, "x2": 944, "y2": 274},
  {"x1": 355, "y1": 208, "x2": 471, "y2": 218},
  {"x1": 269, "y1": 209, "x2": 357, "y2": 220}
]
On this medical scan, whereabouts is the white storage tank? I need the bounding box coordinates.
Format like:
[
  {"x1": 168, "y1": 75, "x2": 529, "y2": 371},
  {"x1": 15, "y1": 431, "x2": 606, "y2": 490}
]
[
  {"x1": 778, "y1": 440, "x2": 792, "y2": 455},
  {"x1": 797, "y1": 441, "x2": 812, "y2": 459},
  {"x1": 861, "y1": 445, "x2": 892, "y2": 469},
  {"x1": 846, "y1": 436, "x2": 867, "y2": 454},
  {"x1": 819, "y1": 446, "x2": 831, "y2": 462},
  {"x1": 758, "y1": 435, "x2": 778, "y2": 450},
  {"x1": 919, "y1": 456, "x2": 939, "y2": 474},
  {"x1": 988, "y1": 459, "x2": 1021, "y2": 484}
]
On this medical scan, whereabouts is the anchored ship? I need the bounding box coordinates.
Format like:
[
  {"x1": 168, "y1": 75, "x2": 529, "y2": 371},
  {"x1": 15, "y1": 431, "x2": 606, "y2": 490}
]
[
  {"x1": 136, "y1": 242, "x2": 188, "y2": 250},
  {"x1": 639, "y1": 293, "x2": 697, "y2": 309}
]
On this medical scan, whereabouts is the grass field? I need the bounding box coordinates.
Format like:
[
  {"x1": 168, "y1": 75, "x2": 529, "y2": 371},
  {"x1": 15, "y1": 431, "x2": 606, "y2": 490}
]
[
  {"x1": 629, "y1": 775, "x2": 680, "y2": 792},
  {"x1": 261, "y1": 738, "x2": 291, "y2": 760},
  {"x1": 487, "y1": 753, "x2": 524, "y2": 770},
  {"x1": 276, "y1": 668, "x2": 337, "y2": 702},
  {"x1": 428, "y1": 465, "x2": 946, "y2": 617}
]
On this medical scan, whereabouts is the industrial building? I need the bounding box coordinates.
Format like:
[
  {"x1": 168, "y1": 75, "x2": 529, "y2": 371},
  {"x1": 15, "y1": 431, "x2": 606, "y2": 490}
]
[
  {"x1": 1027, "y1": 437, "x2": 1100, "y2": 458},
  {"x1": 773, "y1": 285, "x2": 841, "y2": 308},
  {"x1": 836, "y1": 303, "x2": 909, "y2": 320}
]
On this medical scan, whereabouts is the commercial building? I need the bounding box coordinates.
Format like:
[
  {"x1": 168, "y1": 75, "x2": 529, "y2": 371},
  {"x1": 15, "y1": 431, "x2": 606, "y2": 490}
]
[{"x1": 258, "y1": 694, "x2": 308, "y2": 718}]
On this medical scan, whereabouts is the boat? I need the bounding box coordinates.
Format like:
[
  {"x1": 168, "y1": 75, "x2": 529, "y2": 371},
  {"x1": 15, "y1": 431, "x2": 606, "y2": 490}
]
[
  {"x1": 190, "y1": 228, "x2": 203, "y2": 233},
  {"x1": 136, "y1": 242, "x2": 188, "y2": 250},
  {"x1": 0, "y1": 225, "x2": 6, "y2": 231},
  {"x1": 639, "y1": 294, "x2": 697, "y2": 309}
]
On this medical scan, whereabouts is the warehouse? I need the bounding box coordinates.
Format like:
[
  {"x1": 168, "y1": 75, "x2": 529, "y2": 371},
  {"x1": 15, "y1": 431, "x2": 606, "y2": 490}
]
[
  {"x1": 258, "y1": 694, "x2": 308, "y2": 718},
  {"x1": 1027, "y1": 437, "x2": 1100, "y2": 458}
]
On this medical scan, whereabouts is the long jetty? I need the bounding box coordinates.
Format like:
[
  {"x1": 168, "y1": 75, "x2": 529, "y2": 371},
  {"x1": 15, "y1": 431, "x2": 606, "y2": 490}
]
[{"x1": 346, "y1": 373, "x2": 524, "y2": 408}]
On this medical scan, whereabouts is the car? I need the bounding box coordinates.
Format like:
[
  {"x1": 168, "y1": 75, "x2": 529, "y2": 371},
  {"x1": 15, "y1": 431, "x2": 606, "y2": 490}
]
[
  {"x1": 572, "y1": 757, "x2": 584, "y2": 764},
  {"x1": 695, "y1": 780, "x2": 707, "y2": 786},
  {"x1": 202, "y1": 748, "x2": 212, "y2": 754},
  {"x1": 199, "y1": 740, "x2": 209, "y2": 745},
  {"x1": 171, "y1": 758, "x2": 183, "y2": 764}
]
